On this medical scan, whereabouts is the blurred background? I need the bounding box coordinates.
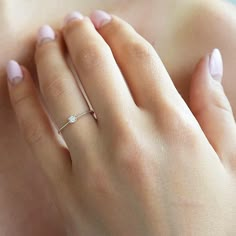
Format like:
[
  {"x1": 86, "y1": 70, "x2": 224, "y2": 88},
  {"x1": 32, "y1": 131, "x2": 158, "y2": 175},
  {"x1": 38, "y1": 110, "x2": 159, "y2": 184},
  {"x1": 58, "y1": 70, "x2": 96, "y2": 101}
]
[{"x1": 230, "y1": 0, "x2": 236, "y2": 3}]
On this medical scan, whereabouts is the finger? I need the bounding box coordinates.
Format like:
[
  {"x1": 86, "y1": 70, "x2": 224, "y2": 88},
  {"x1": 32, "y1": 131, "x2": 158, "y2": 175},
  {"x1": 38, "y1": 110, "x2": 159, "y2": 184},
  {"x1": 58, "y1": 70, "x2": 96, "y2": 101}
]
[
  {"x1": 62, "y1": 12, "x2": 136, "y2": 126},
  {"x1": 90, "y1": 10, "x2": 182, "y2": 110},
  {"x1": 189, "y1": 49, "x2": 236, "y2": 169},
  {"x1": 6, "y1": 60, "x2": 71, "y2": 183},
  {"x1": 35, "y1": 25, "x2": 98, "y2": 155}
]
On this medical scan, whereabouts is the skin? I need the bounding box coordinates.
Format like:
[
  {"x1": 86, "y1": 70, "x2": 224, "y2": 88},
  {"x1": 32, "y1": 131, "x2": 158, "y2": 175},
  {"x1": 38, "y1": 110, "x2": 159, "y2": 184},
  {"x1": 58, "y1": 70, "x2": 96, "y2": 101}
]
[
  {"x1": 7, "y1": 11, "x2": 236, "y2": 236},
  {"x1": 0, "y1": 0, "x2": 236, "y2": 235}
]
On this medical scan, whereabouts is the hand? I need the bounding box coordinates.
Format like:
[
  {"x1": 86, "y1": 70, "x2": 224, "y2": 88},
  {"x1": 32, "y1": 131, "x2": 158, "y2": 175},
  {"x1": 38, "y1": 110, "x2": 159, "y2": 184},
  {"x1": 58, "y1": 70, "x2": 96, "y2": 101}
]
[{"x1": 6, "y1": 10, "x2": 236, "y2": 235}]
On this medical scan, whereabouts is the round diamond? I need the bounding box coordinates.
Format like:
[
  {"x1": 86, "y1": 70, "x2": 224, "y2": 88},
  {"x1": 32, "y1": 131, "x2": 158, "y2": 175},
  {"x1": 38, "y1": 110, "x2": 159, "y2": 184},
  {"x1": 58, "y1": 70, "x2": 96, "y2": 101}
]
[{"x1": 68, "y1": 115, "x2": 77, "y2": 123}]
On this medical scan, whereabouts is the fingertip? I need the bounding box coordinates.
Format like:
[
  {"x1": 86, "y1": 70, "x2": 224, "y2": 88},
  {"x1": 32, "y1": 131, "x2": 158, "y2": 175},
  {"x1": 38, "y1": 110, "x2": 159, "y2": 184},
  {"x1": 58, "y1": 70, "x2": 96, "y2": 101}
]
[
  {"x1": 192, "y1": 49, "x2": 223, "y2": 85},
  {"x1": 90, "y1": 10, "x2": 112, "y2": 29},
  {"x1": 189, "y1": 49, "x2": 233, "y2": 120},
  {"x1": 6, "y1": 60, "x2": 24, "y2": 86},
  {"x1": 37, "y1": 25, "x2": 56, "y2": 46},
  {"x1": 190, "y1": 49, "x2": 224, "y2": 103}
]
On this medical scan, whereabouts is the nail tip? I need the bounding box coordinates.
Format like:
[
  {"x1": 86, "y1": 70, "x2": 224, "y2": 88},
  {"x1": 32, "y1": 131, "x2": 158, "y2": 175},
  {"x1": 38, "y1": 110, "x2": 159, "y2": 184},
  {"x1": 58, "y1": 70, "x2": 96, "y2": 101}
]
[
  {"x1": 7, "y1": 59, "x2": 16, "y2": 65},
  {"x1": 6, "y1": 60, "x2": 23, "y2": 82},
  {"x1": 91, "y1": 9, "x2": 104, "y2": 15},
  {"x1": 64, "y1": 11, "x2": 84, "y2": 25},
  {"x1": 212, "y1": 48, "x2": 222, "y2": 58},
  {"x1": 7, "y1": 60, "x2": 18, "y2": 71},
  {"x1": 37, "y1": 25, "x2": 55, "y2": 44},
  {"x1": 90, "y1": 10, "x2": 111, "y2": 29}
]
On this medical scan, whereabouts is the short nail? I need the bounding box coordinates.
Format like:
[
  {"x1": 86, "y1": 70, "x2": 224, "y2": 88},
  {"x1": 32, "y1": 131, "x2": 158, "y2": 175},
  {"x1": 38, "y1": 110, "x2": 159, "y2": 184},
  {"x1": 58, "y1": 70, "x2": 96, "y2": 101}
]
[
  {"x1": 6, "y1": 60, "x2": 23, "y2": 85},
  {"x1": 64, "y1": 11, "x2": 84, "y2": 25},
  {"x1": 209, "y1": 48, "x2": 223, "y2": 82},
  {"x1": 90, "y1": 10, "x2": 112, "y2": 29},
  {"x1": 37, "y1": 25, "x2": 55, "y2": 45}
]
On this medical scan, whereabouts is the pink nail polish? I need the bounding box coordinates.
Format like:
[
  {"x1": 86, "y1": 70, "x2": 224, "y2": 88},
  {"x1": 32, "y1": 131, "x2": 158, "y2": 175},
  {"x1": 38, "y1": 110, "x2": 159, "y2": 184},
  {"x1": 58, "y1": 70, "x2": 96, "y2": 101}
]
[
  {"x1": 38, "y1": 25, "x2": 55, "y2": 45},
  {"x1": 6, "y1": 60, "x2": 23, "y2": 85},
  {"x1": 64, "y1": 11, "x2": 84, "y2": 25},
  {"x1": 90, "y1": 10, "x2": 112, "y2": 29},
  {"x1": 209, "y1": 48, "x2": 223, "y2": 82}
]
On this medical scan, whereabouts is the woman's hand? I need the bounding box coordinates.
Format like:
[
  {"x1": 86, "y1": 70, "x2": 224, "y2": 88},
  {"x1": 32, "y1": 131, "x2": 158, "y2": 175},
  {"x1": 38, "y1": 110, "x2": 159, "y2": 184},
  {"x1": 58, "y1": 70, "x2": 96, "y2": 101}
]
[{"x1": 6, "y1": 10, "x2": 236, "y2": 235}]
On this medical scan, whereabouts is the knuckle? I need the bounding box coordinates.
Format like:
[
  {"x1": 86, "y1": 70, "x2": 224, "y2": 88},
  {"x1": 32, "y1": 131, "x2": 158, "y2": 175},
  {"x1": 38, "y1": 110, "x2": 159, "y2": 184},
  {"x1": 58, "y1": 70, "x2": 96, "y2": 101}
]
[
  {"x1": 113, "y1": 127, "x2": 147, "y2": 176},
  {"x1": 10, "y1": 90, "x2": 46, "y2": 145},
  {"x1": 124, "y1": 40, "x2": 154, "y2": 61},
  {"x1": 211, "y1": 85, "x2": 232, "y2": 114},
  {"x1": 192, "y1": 89, "x2": 232, "y2": 120},
  {"x1": 151, "y1": 99, "x2": 178, "y2": 123},
  {"x1": 76, "y1": 43, "x2": 111, "y2": 70},
  {"x1": 175, "y1": 120, "x2": 200, "y2": 145},
  {"x1": 117, "y1": 149, "x2": 148, "y2": 183},
  {"x1": 20, "y1": 118, "x2": 44, "y2": 145},
  {"x1": 153, "y1": 102, "x2": 201, "y2": 146},
  {"x1": 12, "y1": 93, "x2": 34, "y2": 109},
  {"x1": 118, "y1": 146, "x2": 145, "y2": 172},
  {"x1": 167, "y1": 113, "x2": 201, "y2": 146},
  {"x1": 84, "y1": 166, "x2": 111, "y2": 196},
  {"x1": 41, "y1": 73, "x2": 76, "y2": 99}
]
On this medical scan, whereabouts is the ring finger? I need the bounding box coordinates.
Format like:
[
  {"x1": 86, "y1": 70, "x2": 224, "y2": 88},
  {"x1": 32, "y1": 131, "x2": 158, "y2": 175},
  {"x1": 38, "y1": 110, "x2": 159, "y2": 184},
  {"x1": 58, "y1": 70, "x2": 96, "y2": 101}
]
[{"x1": 35, "y1": 25, "x2": 98, "y2": 155}]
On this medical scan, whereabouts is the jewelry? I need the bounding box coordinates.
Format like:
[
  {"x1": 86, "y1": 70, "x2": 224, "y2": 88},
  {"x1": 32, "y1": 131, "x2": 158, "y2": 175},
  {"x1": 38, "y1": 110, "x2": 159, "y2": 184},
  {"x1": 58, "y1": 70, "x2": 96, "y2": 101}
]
[{"x1": 58, "y1": 109, "x2": 94, "y2": 134}]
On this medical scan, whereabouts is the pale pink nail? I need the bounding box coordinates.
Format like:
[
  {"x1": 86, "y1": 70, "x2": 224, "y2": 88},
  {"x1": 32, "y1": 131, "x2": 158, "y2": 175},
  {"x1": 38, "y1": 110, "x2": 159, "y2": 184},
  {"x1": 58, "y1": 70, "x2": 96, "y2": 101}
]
[
  {"x1": 37, "y1": 25, "x2": 55, "y2": 45},
  {"x1": 90, "y1": 10, "x2": 112, "y2": 29},
  {"x1": 64, "y1": 11, "x2": 84, "y2": 25},
  {"x1": 6, "y1": 60, "x2": 23, "y2": 85},
  {"x1": 209, "y1": 48, "x2": 223, "y2": 82}
]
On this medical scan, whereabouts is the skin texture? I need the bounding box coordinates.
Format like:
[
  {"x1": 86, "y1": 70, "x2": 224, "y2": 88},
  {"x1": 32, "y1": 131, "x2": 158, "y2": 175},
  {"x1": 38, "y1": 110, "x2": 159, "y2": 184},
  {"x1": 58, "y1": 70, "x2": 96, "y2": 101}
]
[
  {"x1": 6, "y1": 12, "x2": 236, "y2": 236},
  {"x1": 0, "y1": 0, "x2": 236, "y2": 235}
]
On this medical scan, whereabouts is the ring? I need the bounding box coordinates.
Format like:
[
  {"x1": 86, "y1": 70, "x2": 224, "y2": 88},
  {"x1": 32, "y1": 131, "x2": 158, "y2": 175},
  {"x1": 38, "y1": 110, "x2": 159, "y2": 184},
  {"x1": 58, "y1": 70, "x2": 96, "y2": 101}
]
[{"x1": 58, "y1": 109, "x2": 95, "y2": 134}]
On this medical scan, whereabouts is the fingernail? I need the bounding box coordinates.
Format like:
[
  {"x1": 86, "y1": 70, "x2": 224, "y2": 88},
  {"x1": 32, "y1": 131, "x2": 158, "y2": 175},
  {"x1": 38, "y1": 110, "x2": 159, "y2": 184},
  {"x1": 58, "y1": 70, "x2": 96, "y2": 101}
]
[
  {"x1": 90, "y1": 10, "x2": 112, "y2": 29},
  {"x1": 64, "y1": 11, "x2": 84, "y2": 25},
  {"x1": 6, "y1": 60, "x2": 23, "y2": 85},
  {"x1": 209, "y1": 48, "x2": 223, "y2": 82},
  {"x1": 37, "y1": 25, "x2": 55, "y2": 45}
]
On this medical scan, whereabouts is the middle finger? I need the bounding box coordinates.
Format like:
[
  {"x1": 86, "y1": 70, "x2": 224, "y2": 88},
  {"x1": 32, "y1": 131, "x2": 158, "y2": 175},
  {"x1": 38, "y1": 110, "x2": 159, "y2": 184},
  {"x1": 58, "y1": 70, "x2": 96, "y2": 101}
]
[{"x1": 62, "y1": 12, "x2": 136, "y2": 125}]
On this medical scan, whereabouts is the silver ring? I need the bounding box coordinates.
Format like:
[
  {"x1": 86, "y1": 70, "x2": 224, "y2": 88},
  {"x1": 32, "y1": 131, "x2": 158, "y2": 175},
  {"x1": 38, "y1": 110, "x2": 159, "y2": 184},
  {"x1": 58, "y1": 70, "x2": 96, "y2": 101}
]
[{"x1": 58, "y1": 109, "x2": 94, "y2": 134}]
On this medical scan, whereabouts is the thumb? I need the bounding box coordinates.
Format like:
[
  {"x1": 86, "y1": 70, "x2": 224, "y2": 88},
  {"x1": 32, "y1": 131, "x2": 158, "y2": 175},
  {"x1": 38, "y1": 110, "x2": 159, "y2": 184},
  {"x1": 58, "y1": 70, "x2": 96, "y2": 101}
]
[{"x1": 189, "y1": 49, "x2": 236, "y2": 170}]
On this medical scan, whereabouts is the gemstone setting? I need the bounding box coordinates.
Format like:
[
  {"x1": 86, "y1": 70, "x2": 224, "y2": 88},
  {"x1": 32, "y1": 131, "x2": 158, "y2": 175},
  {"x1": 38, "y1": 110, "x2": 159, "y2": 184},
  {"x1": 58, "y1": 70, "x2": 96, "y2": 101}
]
[{"x1": 68, "y1": 115, "x2": 77, "y2": 124}]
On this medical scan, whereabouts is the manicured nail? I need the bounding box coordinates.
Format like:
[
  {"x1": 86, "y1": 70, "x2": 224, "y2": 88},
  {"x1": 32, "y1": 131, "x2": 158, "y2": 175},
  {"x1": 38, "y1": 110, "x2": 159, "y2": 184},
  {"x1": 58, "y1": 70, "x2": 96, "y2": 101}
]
[
  {"x1": 64, "y1": 11, "x2": 84, "y2": 25},
  {"x1": 90, "y1": 10, "x2": 112, "y2": 29},
  {"x1": 37, "y1": 25, "x2": 55, "y2": 45},
  {"x1": 209, "y1": 48, "x2": 223, "y2": 82},
  {"x1": 6, "y1": 60, "x2": 23, "y2": 85}
]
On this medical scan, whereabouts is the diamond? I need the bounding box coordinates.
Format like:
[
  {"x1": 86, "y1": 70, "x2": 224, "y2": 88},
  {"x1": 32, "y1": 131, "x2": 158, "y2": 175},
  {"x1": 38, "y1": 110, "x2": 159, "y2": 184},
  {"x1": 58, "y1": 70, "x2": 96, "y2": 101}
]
[{"x1": 68, "y1": 115, "x2": 77, "y2": 123}]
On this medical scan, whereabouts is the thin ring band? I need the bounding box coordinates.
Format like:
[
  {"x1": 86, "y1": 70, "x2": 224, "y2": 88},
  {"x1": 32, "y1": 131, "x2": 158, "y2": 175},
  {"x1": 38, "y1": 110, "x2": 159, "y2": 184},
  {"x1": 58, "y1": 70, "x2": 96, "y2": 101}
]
[{"x1": 58, "y1": 109, "x2": 95, "y2": 134}]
